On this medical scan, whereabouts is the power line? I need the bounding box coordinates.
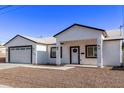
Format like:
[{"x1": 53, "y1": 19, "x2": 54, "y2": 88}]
[
  {"x1": 0, "y1": 5, "x2": 13, "y2": 11},
  {"x1": 0, "y1": 6, "x2": 25, "y2": 16}
]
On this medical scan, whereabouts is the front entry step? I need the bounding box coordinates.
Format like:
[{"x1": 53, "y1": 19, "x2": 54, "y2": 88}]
[{"x1": 65, "y1": 64, "x2": 97, "y2": 68}]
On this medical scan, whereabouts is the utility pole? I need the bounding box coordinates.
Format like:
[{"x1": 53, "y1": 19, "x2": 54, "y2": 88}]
[{"x1": 121, "y1": 5, "x2": 124, "y2": 66}]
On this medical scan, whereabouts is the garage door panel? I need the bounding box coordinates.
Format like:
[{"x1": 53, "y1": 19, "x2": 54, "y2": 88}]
[{"x1": 9, "y1": 46, "x2": 32, "y2": 64}]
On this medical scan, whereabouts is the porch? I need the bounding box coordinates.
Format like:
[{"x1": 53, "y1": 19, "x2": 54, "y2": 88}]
[{"x1": 56, "y1": 38, "x2": 103, "y2": 68}]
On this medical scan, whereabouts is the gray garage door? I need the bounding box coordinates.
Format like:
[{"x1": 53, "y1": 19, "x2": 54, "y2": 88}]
[{"x1": 9, "y1": 46, "x2": 32, "y2": 64}]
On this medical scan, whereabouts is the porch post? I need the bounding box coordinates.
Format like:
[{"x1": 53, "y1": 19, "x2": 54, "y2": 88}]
[
  {"x1": 97, "y1": 36, "x2": 103, "y2": 68},
  {"x1": 56, "y1": 41, "x2": 61, "y2": 65}
]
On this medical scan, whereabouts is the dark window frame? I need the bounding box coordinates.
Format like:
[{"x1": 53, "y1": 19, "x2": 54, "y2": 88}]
[
  {"x1": 85, "y1": 45, "x2": 97, "y2": 58},
  {"x1": 50, "y1": 47, "x2": 62, "y2": 58},
  {"x1": 50, "y1": 47, "x2": 56, "y2": 58}
]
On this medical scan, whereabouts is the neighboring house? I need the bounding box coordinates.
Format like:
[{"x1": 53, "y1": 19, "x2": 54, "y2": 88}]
[
  {"x1": 4, "y1": 24, "x2": 123, "y2": 67},
  {"x1": 0, "y1": 45, "x2": 6, "y2": 62}
]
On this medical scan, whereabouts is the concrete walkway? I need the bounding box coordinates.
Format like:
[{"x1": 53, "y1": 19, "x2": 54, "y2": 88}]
[
  {"x1": 0, "y1": 63, "x2": 97, "y2": 71},
  {"x1": 0, "y1": 63, "x2": 75, "y2": 70},
  {"x1": 21, "y1": 64, "x2": 75, "y2": 70}
]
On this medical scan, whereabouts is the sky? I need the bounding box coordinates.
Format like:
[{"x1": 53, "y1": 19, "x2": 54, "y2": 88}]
[{"x1": 0, "y1": 5, "x2": 123, "y2": 43}]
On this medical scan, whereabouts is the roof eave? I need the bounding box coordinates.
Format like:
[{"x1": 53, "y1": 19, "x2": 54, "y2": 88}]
[
  {"x1": 104, "y1": 38, "x2": 123, "y2": 41},
  {"x1": 4, "y1": 35, "x2": 48, "y2": 46}
]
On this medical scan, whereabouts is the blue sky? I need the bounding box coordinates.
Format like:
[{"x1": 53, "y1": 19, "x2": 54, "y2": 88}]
[{"x1": 0, "y1": 5, "x2": 123, "y2": 43}]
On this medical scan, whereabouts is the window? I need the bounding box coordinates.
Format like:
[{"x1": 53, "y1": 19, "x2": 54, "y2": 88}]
[
  {"x1": 50, "y1": 47, "x2": 62, "y2": 58},
  {"x1": 86, "y1": 45, "x2": 97, "y2": 58},
  {"x1": 50, "y1": 47, "x2": 56, "y2": 58}
]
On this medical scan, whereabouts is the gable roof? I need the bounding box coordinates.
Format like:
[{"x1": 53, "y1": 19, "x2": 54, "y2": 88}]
[
  {"x1": 23, "y1": 35, "x2": 56, "y2": 44},
  {"x1": 54, "y1": 23, "x2": 107, "y2": 37},
  {"x1": 4, "y1": 35, "x2": 56, "y2": 46}
]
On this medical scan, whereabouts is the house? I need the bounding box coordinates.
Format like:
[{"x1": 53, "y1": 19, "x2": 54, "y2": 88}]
[{"x1": 4, "y1": 24, "x2": 123, "y2": 67}]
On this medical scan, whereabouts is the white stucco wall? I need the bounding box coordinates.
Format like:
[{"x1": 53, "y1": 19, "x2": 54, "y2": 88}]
[
  {"x1": 103, "y1": 40, "x2": 122, "y2": 66},
  {"x1": 5, "y1": 36, "x2": 37, "y2": 64},
  {"x1": 48, "y1": 44, "x2": 56, "y2": 64},
  {"x1": 36, "y1": 44, "x2": 48, "y2": 64}
]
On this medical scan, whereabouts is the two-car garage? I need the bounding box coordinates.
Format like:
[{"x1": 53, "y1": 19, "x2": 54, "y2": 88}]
[
  {"x1": 4, "y1": 34, "x2": 56, "y2": 64},
  {"x1": 8, "y1": 46, "x2": 32, "y2": 64}
]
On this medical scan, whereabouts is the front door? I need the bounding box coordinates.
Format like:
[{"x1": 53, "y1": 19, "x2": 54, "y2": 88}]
[{"x1": 70, "y1": 46, "x2": 80, "y2": 64}]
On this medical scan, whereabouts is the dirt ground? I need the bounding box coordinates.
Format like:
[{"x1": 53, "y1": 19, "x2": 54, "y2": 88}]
[{"x1": 0, "y1": 67, "x2": 123, "y2": 88}]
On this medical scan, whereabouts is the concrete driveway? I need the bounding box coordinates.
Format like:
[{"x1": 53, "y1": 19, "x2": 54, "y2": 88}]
[
  {"x1": 0, "y1": 63, "x2": 74, "y2": 70},
  {"x1": 0, "y1": 63, "x2": 21, "y2": 69}
]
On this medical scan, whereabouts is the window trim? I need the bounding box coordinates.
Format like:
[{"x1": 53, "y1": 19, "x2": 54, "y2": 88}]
[
  {"x1": 85, "y1": 45, "x2": 97, "y2": 58},
  {"x1": 50, "y1": 47, "x2": 62, "y2": 58},
  {"x1": 50, "y1": 47, "x2": 56, "y2": 58}
]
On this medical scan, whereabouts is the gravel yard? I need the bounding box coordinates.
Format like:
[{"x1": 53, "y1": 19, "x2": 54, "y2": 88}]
[{"x1": 0, "y1": 67, "x2": 123, "y2": 88}]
